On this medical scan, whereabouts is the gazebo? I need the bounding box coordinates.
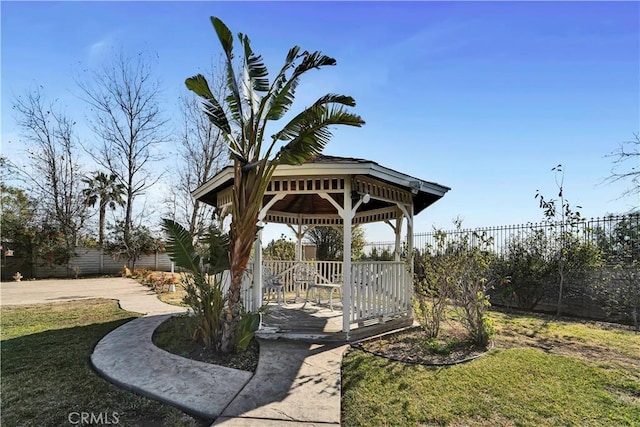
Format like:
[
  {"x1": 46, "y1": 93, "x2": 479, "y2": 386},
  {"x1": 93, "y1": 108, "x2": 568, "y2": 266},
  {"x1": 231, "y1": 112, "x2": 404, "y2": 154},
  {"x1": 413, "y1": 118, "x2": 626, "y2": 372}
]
[{"x1": 192, "y1": 155, "x2": 450, "y2": 340}]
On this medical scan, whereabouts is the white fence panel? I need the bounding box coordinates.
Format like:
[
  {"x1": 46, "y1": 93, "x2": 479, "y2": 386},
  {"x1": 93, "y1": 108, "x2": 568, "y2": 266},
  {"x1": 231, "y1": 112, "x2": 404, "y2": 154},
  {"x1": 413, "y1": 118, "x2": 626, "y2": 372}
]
[
  {"x1": 26, "y1": 248, "x2": 174, "y2": 279},
  {"x1": 350, "y1": 261, "x2": 412, "y2": 324},
  {"x1": 262, "y1": 260, "x2": 343, "y2": 296}
]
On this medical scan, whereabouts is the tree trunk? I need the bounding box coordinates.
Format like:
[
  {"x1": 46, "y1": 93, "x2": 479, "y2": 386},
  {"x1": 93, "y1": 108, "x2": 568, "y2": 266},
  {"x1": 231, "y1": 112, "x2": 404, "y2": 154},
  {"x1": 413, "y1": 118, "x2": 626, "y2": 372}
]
[
  {"x1": 124, "y1": 190, "x2": 133, "y2": 246},
  {"x1": 220, "y1": 268, "x2": 243, "y2": 353},
  {"x1": 220, "y1": 196, "x2": 259, "y2": 353},
  {"x1": 99, "y1": 201, "x2": 107, "y2": 246},
  {"x1": 220, "y1": 224, "x2": 251, "y2": 353},
  {"x1": 189, "y1": 200, "x2": 200, "y2": 236}
]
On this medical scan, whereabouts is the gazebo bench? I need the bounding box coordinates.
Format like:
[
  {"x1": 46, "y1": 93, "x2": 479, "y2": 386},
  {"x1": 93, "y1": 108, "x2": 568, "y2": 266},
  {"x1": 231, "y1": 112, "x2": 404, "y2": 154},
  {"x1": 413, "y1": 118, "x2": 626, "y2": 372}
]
[{"x1": 303, "y1": 282, "x2": 342, "y2": 311}]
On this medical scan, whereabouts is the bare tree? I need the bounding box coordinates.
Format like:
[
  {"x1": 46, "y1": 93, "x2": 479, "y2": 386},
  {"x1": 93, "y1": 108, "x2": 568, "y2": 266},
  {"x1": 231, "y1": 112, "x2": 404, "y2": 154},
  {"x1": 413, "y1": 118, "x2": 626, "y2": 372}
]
[
  {"x1": 12, "y1": 88, "x2": 88, "y2": 266},
  {"x1": 167, "y1": 75, "x2": 228, "y2": 236},
  {"x1": 606, "y1": 133, "x2": 640, "y2": 199},
  {"x1": 78, "y1": 51, "x2": 169, "y2": 254}
]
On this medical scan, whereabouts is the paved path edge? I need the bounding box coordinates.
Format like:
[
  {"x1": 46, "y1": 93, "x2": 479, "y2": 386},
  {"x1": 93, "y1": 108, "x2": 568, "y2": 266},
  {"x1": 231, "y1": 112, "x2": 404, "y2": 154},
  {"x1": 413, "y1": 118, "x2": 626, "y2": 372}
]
[{"x1": 90, "y1": 314, "x2": 254, "y2": 422}]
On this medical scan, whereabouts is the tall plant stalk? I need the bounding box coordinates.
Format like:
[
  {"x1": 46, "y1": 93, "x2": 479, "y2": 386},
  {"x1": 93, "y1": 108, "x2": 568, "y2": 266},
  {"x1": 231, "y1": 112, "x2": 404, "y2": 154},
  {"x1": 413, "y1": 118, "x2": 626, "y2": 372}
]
[{"x1": 186, "y1": 17, "x2": 364, "y2": 352}]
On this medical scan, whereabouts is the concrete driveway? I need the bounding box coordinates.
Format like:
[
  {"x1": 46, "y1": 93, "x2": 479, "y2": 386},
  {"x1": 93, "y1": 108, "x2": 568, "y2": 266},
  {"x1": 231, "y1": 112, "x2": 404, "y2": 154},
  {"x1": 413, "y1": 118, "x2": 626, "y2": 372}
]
[{"x1": 0, "y1": 277, "x2": 185, "y2": 315}]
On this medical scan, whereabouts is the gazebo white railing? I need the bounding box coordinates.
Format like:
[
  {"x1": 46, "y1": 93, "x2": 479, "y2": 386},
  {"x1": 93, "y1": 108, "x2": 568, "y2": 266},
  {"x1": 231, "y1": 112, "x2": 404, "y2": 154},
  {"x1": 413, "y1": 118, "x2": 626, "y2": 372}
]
[
  {"x1": 262, "y1": 260, "x2": 343, "y2": 295},
  {"x1": 350, "y1": 261, "x2": 412, "y2": 324},
  {"x1": 254, "y1": 259, "x2": 413, "y2": 325}
]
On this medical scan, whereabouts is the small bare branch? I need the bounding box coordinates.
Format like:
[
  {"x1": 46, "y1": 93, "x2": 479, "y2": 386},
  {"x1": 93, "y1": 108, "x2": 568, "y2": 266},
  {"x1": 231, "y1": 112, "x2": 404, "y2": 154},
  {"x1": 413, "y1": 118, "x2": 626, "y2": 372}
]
[{"x1": 605, "y1": 133, "x2": 640, "y2": 198}]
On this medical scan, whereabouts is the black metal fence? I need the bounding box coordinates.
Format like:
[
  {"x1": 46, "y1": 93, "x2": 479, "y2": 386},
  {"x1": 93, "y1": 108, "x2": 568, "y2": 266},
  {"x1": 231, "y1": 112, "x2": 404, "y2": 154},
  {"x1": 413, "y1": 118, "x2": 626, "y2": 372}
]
[
  {"x1": 364, "y1": 213, "x2": 639, "y2": 325},
  {"x1": 364, "y1": 213, "x2": 640, "y2": 259}
]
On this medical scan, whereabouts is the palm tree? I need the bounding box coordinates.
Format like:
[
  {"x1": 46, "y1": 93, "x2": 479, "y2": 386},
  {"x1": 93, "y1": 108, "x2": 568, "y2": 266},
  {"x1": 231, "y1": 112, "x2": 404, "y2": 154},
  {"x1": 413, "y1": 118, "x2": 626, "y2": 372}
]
[
  {"x1": 186, "y1": 17, "x2": 365, "y2": 352},
  {"x1": 82, "y1": 172, "x2": 126, "y2": 246}
]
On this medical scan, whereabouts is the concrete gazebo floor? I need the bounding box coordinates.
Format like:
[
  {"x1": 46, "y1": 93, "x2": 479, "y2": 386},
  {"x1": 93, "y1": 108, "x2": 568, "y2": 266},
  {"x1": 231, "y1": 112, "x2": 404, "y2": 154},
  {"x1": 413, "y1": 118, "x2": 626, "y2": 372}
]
[
  {"x1": 260, "y1": 301, "x2": 344, "y2": 334},
  {"x1": 258, "y1": 300, "x2": 415, "y2": 342}
]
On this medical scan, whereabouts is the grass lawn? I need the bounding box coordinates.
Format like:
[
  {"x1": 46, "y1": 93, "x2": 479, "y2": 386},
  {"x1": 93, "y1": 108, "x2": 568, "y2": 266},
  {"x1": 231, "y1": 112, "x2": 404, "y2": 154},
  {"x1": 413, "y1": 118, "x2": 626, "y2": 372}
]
[
  {"x1": 157, "y1": 282, "x2": 188, "y2": 307},
  {"x1": 342, "y1": 310, "x2": 640, "y2": 427},
  {"x1": 1, "y1": 299, "x2": 204, "y2": 426}
]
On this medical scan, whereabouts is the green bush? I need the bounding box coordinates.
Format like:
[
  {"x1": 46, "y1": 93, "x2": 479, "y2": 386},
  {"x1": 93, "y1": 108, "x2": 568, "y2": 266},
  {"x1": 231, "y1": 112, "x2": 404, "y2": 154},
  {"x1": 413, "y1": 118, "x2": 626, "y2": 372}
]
[
  {"x1": 492, "y1": 230, "x2": 558, "y2": 310},
  {"x1": 413, "y1": 222, "x2": 496, "y2": 346},
  {"x1": 591, "y1": 213, "x2": 640, "y2": 329},
  {"x1": 162, "y1": 219, "x2": 229, "y2": 352},
  {"x1": 493, "y1": 228, "x2": 604, "y2": 313}
]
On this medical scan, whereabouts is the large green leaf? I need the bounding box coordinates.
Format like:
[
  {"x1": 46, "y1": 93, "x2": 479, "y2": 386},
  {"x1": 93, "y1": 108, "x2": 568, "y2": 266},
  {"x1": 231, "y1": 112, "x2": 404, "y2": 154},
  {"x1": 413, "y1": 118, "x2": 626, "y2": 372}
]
[
  {"x1": 275, "y1": 104, "x2": 365, "y2": 165},
  {"x1": 211, "y1": 17, "x2": 234, "y2": 61},
  {"x1": 185, "y1": 74, "x2": 232, "y2": 135},
  {"x1": 211, "y1": 16, "x2": 244, "y2": 129},
  {"x1": 265, "y1": 50, "x2": 336, "y2": 122},
  {"x1": 240, "y1": 34, "x2": 270, "y2": 93},
  {"x1": 273, "y1": 93, "x2": 363, "y2": 141},
  {"x1": 235, "y1": 311, "x2": 260, "y2": 351},
  {"x1": 161, "y1": 218, "x2": 201, "y2": 273},
  {"x1": 260, "y1": 46, "x2": 300, "y2": 121},
  {"x1": 204, "y1": 227, "x2": 231, "y2": 274}
]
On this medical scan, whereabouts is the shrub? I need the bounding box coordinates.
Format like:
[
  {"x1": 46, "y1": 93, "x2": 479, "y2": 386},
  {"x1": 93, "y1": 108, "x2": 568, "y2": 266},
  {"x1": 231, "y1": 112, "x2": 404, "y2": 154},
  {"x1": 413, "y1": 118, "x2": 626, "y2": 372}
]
[
  {"x1": 162, "y1": 219, "x2": 230, "y2": 351},
  {"x1": 493, "y1": 228, "x2": 604, "y2": 313},
  {"x1": 413, "y1": 231, "x2": 454, "y2": 339},
  {"x1": 162, "y1": 219, "x2": 260, "y2": 353},
  {"x1": 493, "y1": 230, "x2": 558, "y2": 310},
  {"x1": 151, "y1": 273, "x2": 178, "y2": 293},
  {"x1": 591, "y1": 214, "x2": 640, "y2": 329},
  {"x1": 132, "y1": 268, "x2": 153, "y2": 284},
  {"x1": 413, "y1": 221, "x2": 496, "y2": 346},
  {"x1": 182, "y1": 271, "x2": 226, "y2": 349}
]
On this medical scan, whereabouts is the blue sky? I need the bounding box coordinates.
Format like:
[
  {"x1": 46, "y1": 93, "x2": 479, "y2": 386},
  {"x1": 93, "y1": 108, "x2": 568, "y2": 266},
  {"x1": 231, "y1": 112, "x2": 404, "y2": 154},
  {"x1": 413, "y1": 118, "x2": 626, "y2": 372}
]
[{"x1": 1, "y1": 1, "x2": 638, "y2": 244}]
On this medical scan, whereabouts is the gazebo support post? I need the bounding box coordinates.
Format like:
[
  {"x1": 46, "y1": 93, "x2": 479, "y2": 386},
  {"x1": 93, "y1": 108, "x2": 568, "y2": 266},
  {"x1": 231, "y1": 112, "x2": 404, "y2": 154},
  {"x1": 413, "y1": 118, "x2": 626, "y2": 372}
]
[
  {"x1": 287, "y1": 223, "x2": 306, "y2": 263},
  {"x1": 394, "y1": 215, "x2": 404, "y2": 261},
  {"x1": 253, "y1": 225, "x2": 263, "y2": 312},
  {"x1": 253, "y1": 194, "x2": 286, "y2": 311},
  {"x1": 342, "y1": 180, "x2": 353, "y2": 335},
  {"x1": 384, "y1": 215, "x2": 404, "y2": 261},
  {"x1": 406, "y1": 206, "x2": 414, "y2": 316},
  {"x1": 407, "y1": 206, "x2": 414, "y2": 272}
]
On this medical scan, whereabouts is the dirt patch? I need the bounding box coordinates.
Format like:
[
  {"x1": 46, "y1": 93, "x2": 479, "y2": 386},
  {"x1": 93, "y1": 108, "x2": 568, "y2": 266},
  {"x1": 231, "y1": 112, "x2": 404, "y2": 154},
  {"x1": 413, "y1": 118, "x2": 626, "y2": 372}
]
[
  {"x1": 356, "y1": 324, "x2": 490, "y2": 365},
  {"x1": 354, "y1": 312, "x2": 639, "y2": 368}
]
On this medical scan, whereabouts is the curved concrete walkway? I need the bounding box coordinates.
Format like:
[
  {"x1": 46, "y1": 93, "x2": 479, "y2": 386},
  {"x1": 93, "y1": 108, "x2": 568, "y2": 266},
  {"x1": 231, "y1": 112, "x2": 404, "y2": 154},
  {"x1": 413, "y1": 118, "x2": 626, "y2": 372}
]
[
  {"x1": 91, "y1": 314, "x2": 254, "y2": 421},
  {"x1": 0, "y1": 277, "x2": 184, "y2": 315},
  {"x1": 1, "y1": 278, "x2": 346, "y2": 425}
]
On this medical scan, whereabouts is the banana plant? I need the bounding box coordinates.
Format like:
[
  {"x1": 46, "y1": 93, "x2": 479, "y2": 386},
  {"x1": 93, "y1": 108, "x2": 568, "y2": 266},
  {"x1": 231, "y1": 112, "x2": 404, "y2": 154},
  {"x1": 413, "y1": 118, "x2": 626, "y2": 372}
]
[
  {"x1": 186, "y1": 16, "x2": 364, "y2": 352},
  {"x1": 162, "y1": 218, "x2": 230, "y2": 350}
]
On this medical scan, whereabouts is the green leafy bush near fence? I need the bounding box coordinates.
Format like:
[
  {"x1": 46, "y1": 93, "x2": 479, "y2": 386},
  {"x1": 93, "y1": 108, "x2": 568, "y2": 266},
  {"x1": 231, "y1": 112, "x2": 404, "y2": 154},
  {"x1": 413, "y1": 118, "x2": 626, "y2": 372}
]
[
  {"x1": 491, "y1": 231, "x2": 604, "y2": 312},
  {"x1": 403, "y1": 213, "x2": 639, "y2": 326},
  {"x1": 413, "y1": 221, "x2": 495, "y2": 346},
  {"x1": 591, "y1": 214, "x2": 640, "y2": 329}
]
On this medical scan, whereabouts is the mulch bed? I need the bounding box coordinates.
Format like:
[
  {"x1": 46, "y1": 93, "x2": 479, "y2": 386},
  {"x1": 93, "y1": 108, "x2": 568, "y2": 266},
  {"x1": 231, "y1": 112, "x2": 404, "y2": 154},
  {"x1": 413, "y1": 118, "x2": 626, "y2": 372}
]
[
  {"x1": 152, "y1": 315, "x2": 260, "y2": 372},
  {"x1": 355, "y1": 326, "x2": 491, "y2": 366}
]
